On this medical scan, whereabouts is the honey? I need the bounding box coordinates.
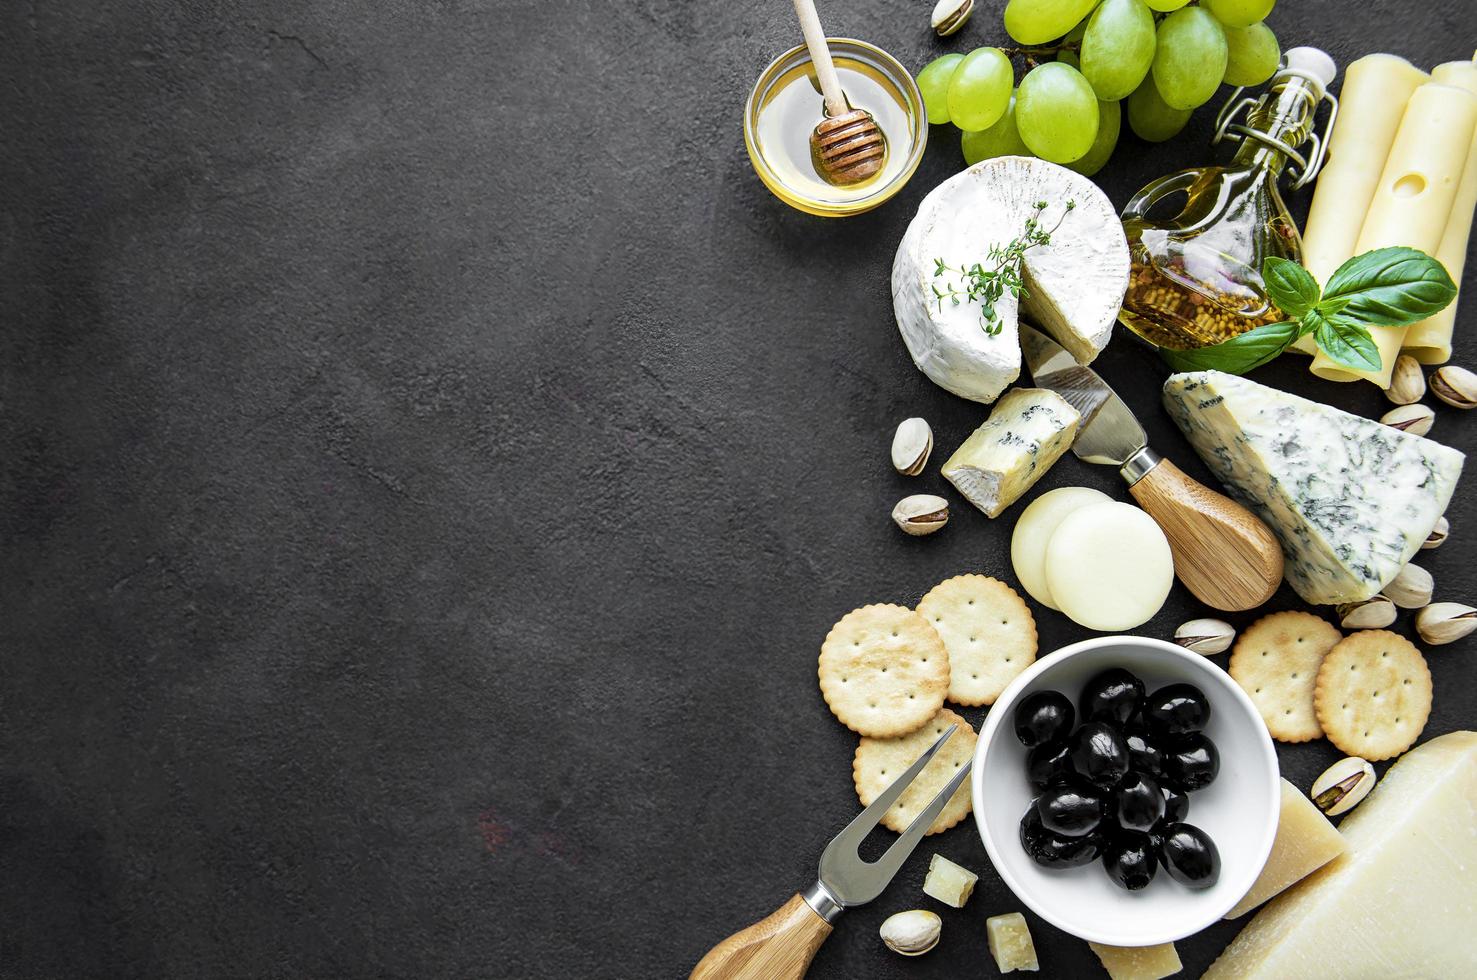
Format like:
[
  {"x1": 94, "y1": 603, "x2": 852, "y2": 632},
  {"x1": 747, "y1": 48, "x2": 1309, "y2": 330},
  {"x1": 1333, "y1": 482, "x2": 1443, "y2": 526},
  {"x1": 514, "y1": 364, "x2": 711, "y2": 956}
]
[{"x1": 745, "y1": 40, "x2": 926, "y2": 217}]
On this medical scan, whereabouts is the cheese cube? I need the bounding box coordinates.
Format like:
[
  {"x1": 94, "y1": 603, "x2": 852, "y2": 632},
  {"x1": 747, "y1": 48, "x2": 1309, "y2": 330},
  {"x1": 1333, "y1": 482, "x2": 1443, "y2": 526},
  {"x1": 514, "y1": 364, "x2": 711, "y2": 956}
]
[
  {"x1": 1205, "y1": 731, "x2": 1477, "y2": 978},
  {"x1": 987, "y1": 912, "x2": 1039, "y2": 973},
  {"x1": 1088, "y1": 941, "x2": 1182, "y2": 980},
  {"x1": 922, "y1": 853, "x2": 978, "y2": 908},
  {"x1": 1224, "y1": 778, "x2": 1346, "y2": 919},
  {"x1": 941, "y1": 388, "x2": 1080, "y2": 518}
]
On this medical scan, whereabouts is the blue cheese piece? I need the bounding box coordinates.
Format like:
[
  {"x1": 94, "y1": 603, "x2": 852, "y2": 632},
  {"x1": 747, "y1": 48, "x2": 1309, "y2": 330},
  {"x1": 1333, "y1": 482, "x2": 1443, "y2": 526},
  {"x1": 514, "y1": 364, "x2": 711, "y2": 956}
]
[
  {"x1": 1163, "y1": 370, "x2": 1464, "y2": 605},
  {"x1": 942, "y1": 388, "x2": 1080, "y2": 518}
]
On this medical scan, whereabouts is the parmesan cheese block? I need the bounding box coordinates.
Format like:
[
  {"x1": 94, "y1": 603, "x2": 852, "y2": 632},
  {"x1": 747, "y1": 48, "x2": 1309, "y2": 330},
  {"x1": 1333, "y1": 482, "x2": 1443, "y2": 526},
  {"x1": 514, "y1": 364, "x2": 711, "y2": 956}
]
[
  {"x1": 1224, "y1": 778, "x2": 1346, "y2": 919},
  {"x1": 1204, "y1": 731, "x2": 1477, "y2": 979},
  {"x1": 892, "y1": 157, "x2": 1129, "y2": 403},
  {"x1": 1309, "y1": 81, "x2": 1477, "y2": 386},
  {"x1": 922, "y1": 853, "x2": 978, "y2": 908},
  {"x1": 986, "y1": 913, "x2": 1039, "y2": 973},
  {"x1": 1404, "y1": 58, "x2": 1477, "y2": 364},
  {"x1": 1162, "y1": 371, "x2": 1464, "y2": 605},
  {"x1": 941, "y1": 388, "x2": 1080, "y2": 518},
  {"x1": 1088, "y1": 941, "x2": 1182, "y2": 980}
]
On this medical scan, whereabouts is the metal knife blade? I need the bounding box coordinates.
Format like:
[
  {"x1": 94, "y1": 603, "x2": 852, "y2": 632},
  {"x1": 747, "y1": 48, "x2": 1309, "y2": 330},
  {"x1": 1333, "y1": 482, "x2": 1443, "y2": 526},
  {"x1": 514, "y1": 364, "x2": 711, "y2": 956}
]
[{"x1": 1019, "y1": 322, "x2": 1148, "y2": 468}]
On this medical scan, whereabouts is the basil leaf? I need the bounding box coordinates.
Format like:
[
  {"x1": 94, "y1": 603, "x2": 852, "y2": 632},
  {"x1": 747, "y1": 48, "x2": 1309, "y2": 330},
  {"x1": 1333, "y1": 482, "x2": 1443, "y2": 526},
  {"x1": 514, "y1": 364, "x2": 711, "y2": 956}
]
[
  {"x1": 1321, "y1": 247, "x2": 1457, "y2": 326},
  {"x1": 1313, "y1": 314, "x2": 1381, "y2": 372},
  {"x1": 1262, "y1": 256, "x2": 1321, "y2": 318},
  {"x1": 1160, "y1": 319, "x2": 1300, "y2": 375}
]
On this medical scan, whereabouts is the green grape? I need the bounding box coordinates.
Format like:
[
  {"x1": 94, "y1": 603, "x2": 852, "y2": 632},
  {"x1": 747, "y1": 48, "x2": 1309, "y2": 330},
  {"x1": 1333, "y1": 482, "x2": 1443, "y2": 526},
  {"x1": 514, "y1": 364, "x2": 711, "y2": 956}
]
[
  {"x1": 917, "y1": 54, "x2": 965, "y2": 125},
  {"x1": 948, "y1": 47, "x2": 1015, "y2": 132},
  {"x1": 1151, "y1": 7, "x2": 1229, "y2": 109},
  {"x1": 1144, "y1": 0, "x2": 1190, "y2": 10},
  {"x1": 1204, "y1": 0, "x2": 1276, "y2": 29},
  {"x1": 1080, "y1": 0, "x2": 1156, "y2": 101},
  {"x1": 1066, "y1": 99, "x2": 1121, "y2": 176},
  {"x1": 962, "y1": 93, "x2": 1034, "y2": 164},
  {"x1": 1004, "y1": 0, "x2": 1100, "y2": 45},
  {"x1": 1127, "y1": 76, "x2": 1193, "y2": 141},
  {"x1": 1015, "y1": 62, "x2": 1100, "y2": 163},
  {"x1": 1223, "y1": 21, "x2": 1281, "y2": 87}
]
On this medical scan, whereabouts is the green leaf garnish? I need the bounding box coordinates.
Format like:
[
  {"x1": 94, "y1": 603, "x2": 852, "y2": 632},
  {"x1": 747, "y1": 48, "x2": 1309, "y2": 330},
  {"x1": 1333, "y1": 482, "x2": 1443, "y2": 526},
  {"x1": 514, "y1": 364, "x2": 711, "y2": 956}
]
[
  {"x1": 1262, "y1": 256, "x2": 1321, "y2": 319},
  {"x1": 1160, "y1": 318, "x2": 1301, "y2": 375},
  {"x1": 932, "y1": 200, "x2": 1075, "y2": 335},
  {"x1": 1320, "y1": 246, "x2": 1457, "y2": 326}
]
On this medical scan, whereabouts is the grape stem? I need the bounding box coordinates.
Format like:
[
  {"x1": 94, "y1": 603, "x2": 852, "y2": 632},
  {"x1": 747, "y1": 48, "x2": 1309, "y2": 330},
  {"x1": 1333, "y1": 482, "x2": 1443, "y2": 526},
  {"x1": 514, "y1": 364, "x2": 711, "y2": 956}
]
[{"x1": 998, "y1": 43, "x2": 1080, "y2": 58}]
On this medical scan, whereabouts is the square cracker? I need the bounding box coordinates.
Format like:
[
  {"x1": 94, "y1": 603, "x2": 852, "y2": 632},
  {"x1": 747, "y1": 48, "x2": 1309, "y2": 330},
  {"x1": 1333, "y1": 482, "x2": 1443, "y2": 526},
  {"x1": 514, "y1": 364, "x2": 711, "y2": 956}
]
[
  {"x1": 853, "y1": 707, "x2": 976, "y2": 835},
  {"x1": 916, "y1": 575, "x2": 1036, "y2": 707},
  {"x1": 1314, "y1": 630, "x2": 1432, "y2": 761},
  {"x1": 818, "y1": 604, "x2": 949, "y2": 738},
  {"x1": 1229, "y1": 611, "x2": 1341, "y2": 742}
]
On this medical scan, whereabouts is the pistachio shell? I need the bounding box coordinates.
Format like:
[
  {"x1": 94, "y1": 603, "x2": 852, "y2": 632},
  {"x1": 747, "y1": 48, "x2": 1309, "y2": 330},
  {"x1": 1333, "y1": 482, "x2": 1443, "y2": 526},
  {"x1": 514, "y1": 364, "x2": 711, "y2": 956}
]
[
  {"x1": 1311, "y1": 756, "x2": 1376, "y2": 816},
  {"x1": 892, "y1": 494, "x2": 949, "y2": 536},
  {"x1": 1415, "y1": 602, "x2": 1477, "y2": 645},
  {"x1": 880, "y1": 909, "x2": 942, "y2": 956},
  {"x1": 930, "y1": 0, "x2": 974, "y2": 37},
  {"x1": 1174, "y1": 618, "x2": 1235, "y2": 655},
  {"x1": 1384, "y1": 563, "x2": 1433, "y2": 609},
  {"x1": 1384, "y1": 354, "x2": 1426, "y2": 405},
  {"x1": 1380, "y1": 403, "x2": 1435, "y2": 437},
  {"x1": 1337, "y1": 595, "x2": 1397, "y2": 630},
  {"x1": 1430, "y1": 365, "x2": 1477, "y2": 409},
  {"x1": 891, "y1": 417, "x2": 934, "y2": 476},
  {"x1": 1422, "y1": 515, "x2": 1449, "y2": 550}
]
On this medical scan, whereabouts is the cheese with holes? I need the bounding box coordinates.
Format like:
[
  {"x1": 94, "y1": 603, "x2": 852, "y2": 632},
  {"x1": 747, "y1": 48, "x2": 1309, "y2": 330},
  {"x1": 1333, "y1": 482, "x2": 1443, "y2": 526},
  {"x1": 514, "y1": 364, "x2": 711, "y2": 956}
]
[
  {"x1": 1225, "y1": 778, "x2": 1346, "y2": 919},
  {"x1": 941, "y1": 388, "x2": 1080, "y2": 518},
  {"x1": 1088, "y1": 941, "x2": 1182, "y2": 980},
  {"x1": 892, "y1": 156, "x2": 1129, "y2": 403},
  {"x1": 987, "y1": 913, "x2": 1039, "y2": 973},
  {"x1": 922, "y1": 853, "x2": 978, "y2": 908},
  {"x1": 1205, "y1": 731, "x2": 1477, "y2": 979},
  {"x1": 1162, "y1": 371, "x2": 1464, "y2": 605}
]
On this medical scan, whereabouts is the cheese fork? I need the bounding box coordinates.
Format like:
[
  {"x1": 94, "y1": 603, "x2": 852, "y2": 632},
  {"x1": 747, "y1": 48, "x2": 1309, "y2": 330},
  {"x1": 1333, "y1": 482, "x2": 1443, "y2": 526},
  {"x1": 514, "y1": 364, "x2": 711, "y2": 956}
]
[{"x1": 690, "y1": 726, "x2": 972, "y2": 980}]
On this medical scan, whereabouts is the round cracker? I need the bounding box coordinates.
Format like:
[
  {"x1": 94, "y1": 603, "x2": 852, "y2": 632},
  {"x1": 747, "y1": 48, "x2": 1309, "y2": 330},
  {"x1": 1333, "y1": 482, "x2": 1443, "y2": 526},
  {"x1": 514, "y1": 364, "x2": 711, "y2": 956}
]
[
  {"x1": 1229, "y1": 611, "x2": 1342, "y2": 742},
  {"x1": 1314, "y1": 630, "x2": 1432, "y2": 761},
  {"x1": 818, "y1": 604, "x2": 949, "y2": 738},
  {"x1": 853, "y1": 707, "x2": 976, "y2": 835},
  {"x1": 916, "y1": 575, "x2": 1037, "y2": 707}
]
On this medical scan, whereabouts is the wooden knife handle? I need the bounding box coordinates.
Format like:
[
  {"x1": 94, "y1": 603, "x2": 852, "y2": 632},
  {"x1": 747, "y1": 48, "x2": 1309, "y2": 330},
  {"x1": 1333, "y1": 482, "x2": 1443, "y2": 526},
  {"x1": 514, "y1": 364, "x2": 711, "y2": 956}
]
[
  {"x1": 1129, "y1": 458, "x2": 1284, "y2": 612},
  {"x1": 690, "y1": 893, "x2": 833, "y2": 980}
]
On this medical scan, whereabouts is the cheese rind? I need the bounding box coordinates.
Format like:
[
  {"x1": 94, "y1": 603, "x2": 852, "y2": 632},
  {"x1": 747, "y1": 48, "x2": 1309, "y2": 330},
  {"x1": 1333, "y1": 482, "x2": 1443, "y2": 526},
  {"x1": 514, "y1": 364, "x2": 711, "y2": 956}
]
[
  {"x1": 1224, "y1": 778, "x2": 1346, "y2": 919},
  {"x1": 941, "y1": 388, "x2": 1080, "y2": 518},
  {"x1": 1162, "y1": 371, "x2": 1464, "y2": 605},
  {"x1": 1204, "y1": 731, "x2": 1477, "y2": 979},
  {"x1": 1087, "y1": 941, "x2": 1182, "y2": 980},
  {"x1": 986, "y1": 912, "x2": 1040, "y2": 973},
  {"x1": 922, "y1": 853, "x2": 978, "y2": 908}
]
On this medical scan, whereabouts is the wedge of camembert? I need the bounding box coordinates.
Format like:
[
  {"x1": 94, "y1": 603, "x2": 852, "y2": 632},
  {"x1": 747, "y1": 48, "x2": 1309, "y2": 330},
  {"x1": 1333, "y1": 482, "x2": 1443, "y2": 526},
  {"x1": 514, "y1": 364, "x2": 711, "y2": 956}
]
[
  {"x1": 891, "y1": 156, "x2": 1129, "y2": 404},
  {"x1": 942, "y1": 388, "x2": 1080, "y2": 518},
  {"x1": 1163, "y1": 370, "x2": 1464, "y2": 605}
]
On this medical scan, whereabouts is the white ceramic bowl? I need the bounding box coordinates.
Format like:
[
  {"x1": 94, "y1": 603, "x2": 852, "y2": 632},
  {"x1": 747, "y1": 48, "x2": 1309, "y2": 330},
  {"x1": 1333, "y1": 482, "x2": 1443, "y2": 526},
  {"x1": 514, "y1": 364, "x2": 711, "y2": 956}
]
[{"x1": 971, "y1": 636, "x2": 1279, "y2": 946}]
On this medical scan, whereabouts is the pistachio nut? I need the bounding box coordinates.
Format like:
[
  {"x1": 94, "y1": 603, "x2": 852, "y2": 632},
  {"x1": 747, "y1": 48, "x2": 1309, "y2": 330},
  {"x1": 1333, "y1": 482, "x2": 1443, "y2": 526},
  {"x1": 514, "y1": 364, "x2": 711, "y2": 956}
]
[
  {"x1": 1310, "y1": 756, "x2": 1376, "y2": 817},
  {"x1": 1384, "y1": 354, "x2": 1426, "y2": 405},
  {"x1": 1422, "y1": 515, "x2": 1449, "y2": 550},
  {"x1": 1380, "y1": 403, "x2": 1435, "y2": 437},
  {"x1": 1385, "y1": 562, "x2": 1434, "y2": 609},
  {"x1": 880, "y1": 909, "x2": 942, "y2": 956},
  {"x1": 1336, "y1": 595, "x2": 1397, "y2": 630},
  {"x1": 1415, "y1": 602, "x2": 1477, "y2": 645},
  {"x1": 1174, "y1": 618, "x2": 1235, "y2": 655},
  {"x1": 892, "y1": 494, "x2": 949, "y2": 536},
  {"x1": 930, "y1": 0, "x2": 974, "y2": 37},
  {"x1": 891, "y1": 417, "x2": 934, "y2": 476},
  {"x1": 1430, "y1": 365, "x2": 1477, "y2": 409}
]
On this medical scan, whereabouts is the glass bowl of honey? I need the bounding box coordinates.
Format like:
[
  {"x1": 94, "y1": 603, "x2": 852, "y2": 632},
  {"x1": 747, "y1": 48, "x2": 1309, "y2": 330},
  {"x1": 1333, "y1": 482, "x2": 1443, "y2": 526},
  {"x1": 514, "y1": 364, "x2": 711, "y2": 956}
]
[{"x1": 745, "y1": 39, "x2": 927, "y2": 218}]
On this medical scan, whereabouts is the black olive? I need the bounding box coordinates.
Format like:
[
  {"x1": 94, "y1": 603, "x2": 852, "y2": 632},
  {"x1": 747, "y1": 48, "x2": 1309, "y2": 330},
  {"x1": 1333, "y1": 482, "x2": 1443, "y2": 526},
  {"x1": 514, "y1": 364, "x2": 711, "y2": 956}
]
[
  {"x1": 1102, "y1": 831, "x2": 1158, "y2": 890},
  {"x1": 1162, "y1": 733, "x2": 1220, "y2": 790},
  {"x1": 1035, "y1": 778, "x2": 1106, "y2": 837},
  {"x1": 1144, "y1": 682, "x2": 1212, "y2": 736},
  {"x1": 1026, "y1": 740, "x2": 1073, "y2": 790},
  {"x1": 1124, "y1": 731, "x2": 1163, "y2": 775},
  {"x1": 1113, "y1": 771, "x2": 1166, "y2": 833},
  {"x1": 1020, "y1": 807, "x2": 1104, "y2": 868},
  {"x1": 1014, "y1": 690, "x2": 1076, "y2": 748},
  {"x1": 1159, "y1": 783, "x2": 1191, "y2": 824},
  {"x1": 1068, "y1": 721, "x2": 1130, "y2": 790},
  {"x1": 1079, "y1": 667, "x2": 1145, "y2": 727},
  {"x1": 1159, "y1": 822, "x2": 1221, "y2": 889}
]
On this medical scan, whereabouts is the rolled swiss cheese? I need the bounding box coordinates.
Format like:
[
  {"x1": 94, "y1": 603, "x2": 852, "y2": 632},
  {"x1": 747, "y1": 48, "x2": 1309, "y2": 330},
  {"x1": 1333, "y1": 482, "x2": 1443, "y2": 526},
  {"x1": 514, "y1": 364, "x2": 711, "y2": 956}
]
[{"x1": 1309, "y1": 81, "x2": 1477, "y2": 385}]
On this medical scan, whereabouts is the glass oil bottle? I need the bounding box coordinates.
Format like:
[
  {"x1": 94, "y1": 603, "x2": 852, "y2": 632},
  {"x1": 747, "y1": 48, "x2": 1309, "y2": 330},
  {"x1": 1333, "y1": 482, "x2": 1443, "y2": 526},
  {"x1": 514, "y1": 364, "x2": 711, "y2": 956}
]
[{"x1": 1118, "y1": 48, "x2": 1339, "y2": 350}]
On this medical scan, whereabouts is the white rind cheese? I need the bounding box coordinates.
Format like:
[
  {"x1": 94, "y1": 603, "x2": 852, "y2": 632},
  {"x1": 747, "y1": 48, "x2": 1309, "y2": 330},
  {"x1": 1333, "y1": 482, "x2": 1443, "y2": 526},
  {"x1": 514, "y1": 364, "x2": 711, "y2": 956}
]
[
  {"x1": 1163, "y1": 371, "x2": 1464, "y2": 605},
  {"x1": 1204, "y1": 731, "x2": 1477, "y2": 979},
  {"x1": 941, "y1": 388, "x2": 1080, "y2": 518},
  {"x1": 892, "y1": 157, "x2": 1129, "y2": 403}
]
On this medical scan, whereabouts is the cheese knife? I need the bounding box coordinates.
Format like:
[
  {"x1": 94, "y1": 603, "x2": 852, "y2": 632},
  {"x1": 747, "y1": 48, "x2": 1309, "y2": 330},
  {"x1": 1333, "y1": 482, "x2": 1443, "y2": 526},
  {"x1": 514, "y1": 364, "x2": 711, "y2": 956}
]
[{"x1": 1019, "y1": 322, "x2": 1283, "y2": 612}]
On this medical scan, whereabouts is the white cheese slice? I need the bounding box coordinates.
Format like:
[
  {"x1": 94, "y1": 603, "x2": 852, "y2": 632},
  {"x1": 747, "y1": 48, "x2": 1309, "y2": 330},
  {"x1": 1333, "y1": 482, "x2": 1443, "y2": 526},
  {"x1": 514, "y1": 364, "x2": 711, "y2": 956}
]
[
  {"x1": 1010, "y1": 486, "x2": 1113, "y2": 610},
  {"x1": 891, "y1": 156, "x2": 1129, "y2": 403},
  {"x1": 1204, "y1": 730, "x2": 1477, "y2": 979},
  {"x1": 1163, "y1": 371, "x2": 1464, "y2": 605},
  {"x1": 941, "y1": 388, "x2": 1080, "y2": 518}
]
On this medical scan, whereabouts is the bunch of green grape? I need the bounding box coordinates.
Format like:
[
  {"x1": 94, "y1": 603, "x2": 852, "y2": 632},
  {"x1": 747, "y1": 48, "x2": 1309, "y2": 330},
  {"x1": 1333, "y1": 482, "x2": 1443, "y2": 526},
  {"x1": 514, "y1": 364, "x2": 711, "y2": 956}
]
[{"x1": 915, "y1": 0, "x2": 1282, "y2": 176}]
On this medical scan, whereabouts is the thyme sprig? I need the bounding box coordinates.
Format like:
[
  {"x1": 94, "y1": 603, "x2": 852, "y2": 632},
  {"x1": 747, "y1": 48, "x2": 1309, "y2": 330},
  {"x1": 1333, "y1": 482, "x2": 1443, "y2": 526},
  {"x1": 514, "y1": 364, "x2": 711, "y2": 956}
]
[{"x1": 931, "y1": 199, "x2": 1075, "y2": 335}]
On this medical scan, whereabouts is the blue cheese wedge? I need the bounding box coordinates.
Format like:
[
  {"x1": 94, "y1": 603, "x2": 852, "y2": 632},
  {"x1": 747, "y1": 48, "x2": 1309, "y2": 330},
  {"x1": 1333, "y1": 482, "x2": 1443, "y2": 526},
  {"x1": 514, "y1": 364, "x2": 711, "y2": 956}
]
[
  {"x1": 1163, "y1": 370, "x2": 1464, "y2": 605},
  {"x1": 942, "y1": 388, "x2": 1080, "y2": 518}
]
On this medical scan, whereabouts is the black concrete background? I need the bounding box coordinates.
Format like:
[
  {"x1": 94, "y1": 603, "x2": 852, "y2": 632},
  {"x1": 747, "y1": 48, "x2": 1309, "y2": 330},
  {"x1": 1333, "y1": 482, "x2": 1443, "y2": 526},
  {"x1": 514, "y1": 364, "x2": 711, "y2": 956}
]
[{"x1": 4, "y1": 1, "x2": 1476, "y2": 977}]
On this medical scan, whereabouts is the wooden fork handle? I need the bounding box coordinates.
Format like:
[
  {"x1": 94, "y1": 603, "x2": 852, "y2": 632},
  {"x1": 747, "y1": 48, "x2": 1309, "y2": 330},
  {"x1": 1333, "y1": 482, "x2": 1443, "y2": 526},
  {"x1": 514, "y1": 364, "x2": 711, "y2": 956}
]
[
  {"x1": 1127, "y1": 455, "x2": 1284, "y2": 612},
  {"x1": 690, "y1": 893, "x2": 833, "y2": 980}
]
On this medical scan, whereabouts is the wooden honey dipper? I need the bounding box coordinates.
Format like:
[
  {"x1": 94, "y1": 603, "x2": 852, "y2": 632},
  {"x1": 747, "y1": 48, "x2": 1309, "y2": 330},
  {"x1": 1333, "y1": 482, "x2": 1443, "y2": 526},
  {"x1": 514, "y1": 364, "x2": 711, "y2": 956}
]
[{"x1": 792, "y1": 0, "x2": 887, "y2": 186}]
